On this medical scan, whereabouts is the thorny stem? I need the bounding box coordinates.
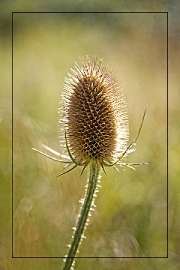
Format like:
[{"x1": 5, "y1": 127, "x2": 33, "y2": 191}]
[{"x1": 62, "y1": 161, "x2": 101, "y2": 270}]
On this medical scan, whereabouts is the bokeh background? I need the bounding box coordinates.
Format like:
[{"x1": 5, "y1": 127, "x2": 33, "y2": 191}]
[{"x1": 1, "y1": 2, "x2": 179, "y2": 270}]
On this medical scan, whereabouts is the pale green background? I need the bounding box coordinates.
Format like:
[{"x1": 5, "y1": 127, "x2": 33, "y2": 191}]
[{"x1": 0, "y1": 2, "x2": 179, "y2": 270}]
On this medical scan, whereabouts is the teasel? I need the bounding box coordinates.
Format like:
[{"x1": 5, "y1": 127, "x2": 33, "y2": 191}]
[{"x1": 33, "y1": 56, "x2": 147, "y2": 270}]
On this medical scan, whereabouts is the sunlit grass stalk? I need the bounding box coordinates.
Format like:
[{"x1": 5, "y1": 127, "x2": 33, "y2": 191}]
[{"x1": 63, "y1": 161, "x2": 101, "y2": 270}]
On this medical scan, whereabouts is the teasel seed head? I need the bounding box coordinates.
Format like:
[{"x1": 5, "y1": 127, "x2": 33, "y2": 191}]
[{"x1": 59, "y1": 56, "x2": 129, "y2": 170}]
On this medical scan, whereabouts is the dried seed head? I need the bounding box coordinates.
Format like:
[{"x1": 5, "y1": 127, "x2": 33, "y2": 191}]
[{"x1": 59, "y1": 56, "x2": 129, "y2": 168}]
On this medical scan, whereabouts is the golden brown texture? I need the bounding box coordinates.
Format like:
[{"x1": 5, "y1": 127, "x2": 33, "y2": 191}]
[{"x1": 59, "y1": 57, "x2": 129, "y2": 168}]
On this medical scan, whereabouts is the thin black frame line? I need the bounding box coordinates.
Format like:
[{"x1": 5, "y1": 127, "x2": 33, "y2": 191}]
[
  {"x1": 166, "y1": 11, "x2": 169, "y2": 259},
  {"x1": 12, "y1": 12, "x2": 168, "y2": 259},
  {"x1": 12, "y1": 11, "x2": 168, "y2": 14},
  {"x1": 13, "y1": 256, "x2": 168, "y2": 259},
  {"x1": 12, "y1": 12, "x2": 14, "y2": 259}
]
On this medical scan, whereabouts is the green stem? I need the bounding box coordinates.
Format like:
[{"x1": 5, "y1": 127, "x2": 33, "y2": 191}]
[{"x1": 62, "y1": 161, "x2": 101, "y2": 270}]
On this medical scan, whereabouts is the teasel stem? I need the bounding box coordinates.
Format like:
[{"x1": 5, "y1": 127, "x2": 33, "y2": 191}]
[
  {"x1": 63, "y1": 161, "x2": 101, "y2": 270},
  {"x1": 32, "y1": 56, "x2": 147, "y2": 269}
]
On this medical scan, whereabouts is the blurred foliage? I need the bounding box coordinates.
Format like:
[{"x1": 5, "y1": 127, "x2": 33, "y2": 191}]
[
  {"x1": 0, "y1": 3, "x2": 179, "y2": 270},
  {"x1": 1, "y1": 0, "x2": 180, "y2": 37}
]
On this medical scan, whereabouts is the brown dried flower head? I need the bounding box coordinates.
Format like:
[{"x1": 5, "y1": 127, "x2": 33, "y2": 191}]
[{"x1": 59, "y1": 56, "x2": 129, "y2": 171}]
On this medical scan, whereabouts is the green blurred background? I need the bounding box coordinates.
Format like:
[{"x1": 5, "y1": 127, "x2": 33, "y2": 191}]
[{"x1": 0, "y1": 2, "x2": 179, "y2": 270}]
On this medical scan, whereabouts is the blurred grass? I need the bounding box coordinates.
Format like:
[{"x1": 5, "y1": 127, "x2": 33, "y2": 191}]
[{"x1": 0, "y1": 9, "x2": 179, "y2": 270}]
